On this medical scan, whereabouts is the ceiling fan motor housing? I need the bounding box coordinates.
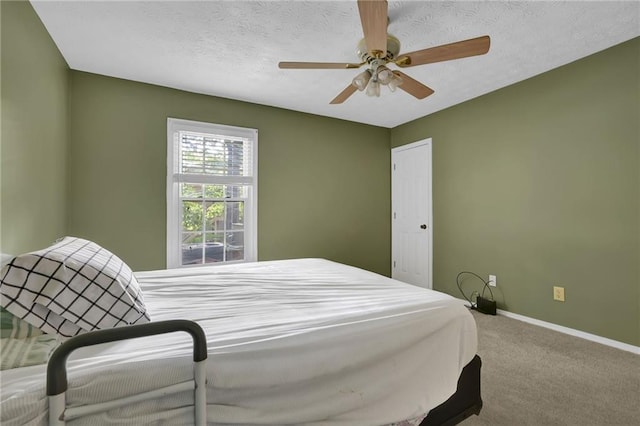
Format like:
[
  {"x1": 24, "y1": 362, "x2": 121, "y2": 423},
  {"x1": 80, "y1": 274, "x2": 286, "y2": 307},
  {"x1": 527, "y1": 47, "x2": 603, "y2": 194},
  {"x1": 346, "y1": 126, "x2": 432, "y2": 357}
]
[{"x1": 357, "y1": 34, "x2": 401, "y2": 64}]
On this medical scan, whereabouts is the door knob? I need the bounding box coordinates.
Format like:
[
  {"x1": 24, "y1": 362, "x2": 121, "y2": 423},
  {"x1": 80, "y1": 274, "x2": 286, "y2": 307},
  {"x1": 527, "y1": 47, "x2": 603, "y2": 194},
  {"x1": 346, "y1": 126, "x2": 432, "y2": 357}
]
[{"x1": 420, "y1": 224, "x2": 427, "y2": 229}]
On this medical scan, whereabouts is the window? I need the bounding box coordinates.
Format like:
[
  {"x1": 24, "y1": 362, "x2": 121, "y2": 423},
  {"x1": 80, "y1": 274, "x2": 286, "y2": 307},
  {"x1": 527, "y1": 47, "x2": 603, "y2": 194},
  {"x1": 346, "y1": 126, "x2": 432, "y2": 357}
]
[{"x1": 167, "y1": 118, "x2": 257, "y2": 268}]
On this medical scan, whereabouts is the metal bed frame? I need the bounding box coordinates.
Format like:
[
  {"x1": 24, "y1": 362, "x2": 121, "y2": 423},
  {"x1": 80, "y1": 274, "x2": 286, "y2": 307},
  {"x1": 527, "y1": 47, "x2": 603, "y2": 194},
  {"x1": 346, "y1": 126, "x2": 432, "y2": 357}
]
[{"x1": 46, "y1": 320, "x2": 208, "y2": 426}]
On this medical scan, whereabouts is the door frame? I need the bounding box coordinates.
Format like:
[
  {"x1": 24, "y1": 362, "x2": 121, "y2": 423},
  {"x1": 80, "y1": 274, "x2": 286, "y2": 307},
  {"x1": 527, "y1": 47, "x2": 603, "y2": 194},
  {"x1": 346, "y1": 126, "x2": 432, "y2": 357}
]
[{"x1": 391, "y1": 138, "x2": 433, "y2": 289}]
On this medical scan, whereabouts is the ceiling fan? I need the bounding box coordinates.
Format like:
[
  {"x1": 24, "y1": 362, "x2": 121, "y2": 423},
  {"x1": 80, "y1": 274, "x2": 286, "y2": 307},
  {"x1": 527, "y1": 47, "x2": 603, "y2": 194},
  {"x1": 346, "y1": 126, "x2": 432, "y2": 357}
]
[{"x1": 278, "y1": 0, "x2": 490, "y2": 104}]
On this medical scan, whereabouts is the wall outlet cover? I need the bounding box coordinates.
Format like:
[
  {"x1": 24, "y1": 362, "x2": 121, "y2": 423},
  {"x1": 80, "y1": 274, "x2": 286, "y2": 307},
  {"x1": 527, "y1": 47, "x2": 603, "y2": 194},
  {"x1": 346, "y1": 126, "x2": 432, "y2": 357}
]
[
  {"x1": 488, "y1": 274, "x2": 497, "y2": 287},
  {"x1": 553, "y1": 286, "x2": 565, "y2": 302}
]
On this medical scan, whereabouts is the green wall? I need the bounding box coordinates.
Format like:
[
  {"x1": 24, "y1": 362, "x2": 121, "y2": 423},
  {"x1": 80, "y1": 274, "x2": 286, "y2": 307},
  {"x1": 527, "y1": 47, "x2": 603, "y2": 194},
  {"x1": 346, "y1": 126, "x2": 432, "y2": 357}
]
[
  {"x1": 0, "y1": 0, "x2": 69, "y2": 256},
  {"x1": 391, "y1": 38, "x2": 640, "y2": 346},
  {"x1": 68, "y1": 72, "x2": 391, "y2": 275}
]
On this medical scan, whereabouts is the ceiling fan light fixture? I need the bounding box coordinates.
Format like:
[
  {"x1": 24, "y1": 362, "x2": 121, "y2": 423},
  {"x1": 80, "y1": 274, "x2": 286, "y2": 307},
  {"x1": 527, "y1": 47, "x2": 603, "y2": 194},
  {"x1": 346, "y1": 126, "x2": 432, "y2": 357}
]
[
  {"x1": 387, "y1": 73, "x2": 403, "y2": 92},
  {"x1": 352, "y1": 70, "x2": 372, "y2": 91},
  {"x1": 376, "y1": 66, "x2": 394, "y2": 85},
  {"x1": 365, "y1": 78, "x2": 380, "y2": 97}
]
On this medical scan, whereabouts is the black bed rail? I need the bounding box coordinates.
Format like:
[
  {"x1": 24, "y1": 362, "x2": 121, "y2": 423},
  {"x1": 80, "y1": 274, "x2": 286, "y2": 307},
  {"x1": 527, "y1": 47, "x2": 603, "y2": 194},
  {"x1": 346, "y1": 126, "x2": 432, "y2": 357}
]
[{"x1": 47, "y1": 319, "x2": 207, "y2": 396}]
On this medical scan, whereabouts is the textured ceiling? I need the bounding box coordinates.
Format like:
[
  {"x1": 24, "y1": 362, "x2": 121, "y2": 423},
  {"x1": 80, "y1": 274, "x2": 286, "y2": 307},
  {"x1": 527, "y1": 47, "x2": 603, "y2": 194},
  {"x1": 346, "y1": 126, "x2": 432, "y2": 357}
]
[{"x1": 31, "y1": 1, "x2": 639, "y2": 128}]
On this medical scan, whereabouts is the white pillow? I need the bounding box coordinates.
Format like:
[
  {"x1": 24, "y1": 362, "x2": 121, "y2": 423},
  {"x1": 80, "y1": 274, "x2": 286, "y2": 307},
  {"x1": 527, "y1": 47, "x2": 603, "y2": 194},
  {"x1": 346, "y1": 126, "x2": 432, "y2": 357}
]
[{"x1": 0, "y1": 237, "x2": 150, "y2": 338}]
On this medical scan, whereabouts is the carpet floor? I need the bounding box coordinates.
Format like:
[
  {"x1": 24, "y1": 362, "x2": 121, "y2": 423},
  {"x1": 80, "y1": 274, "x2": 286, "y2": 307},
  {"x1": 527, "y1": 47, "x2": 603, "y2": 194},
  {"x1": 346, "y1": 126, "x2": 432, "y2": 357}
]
[{"x1": 462, "y1": 310, "x2": 639, "y2": 425}]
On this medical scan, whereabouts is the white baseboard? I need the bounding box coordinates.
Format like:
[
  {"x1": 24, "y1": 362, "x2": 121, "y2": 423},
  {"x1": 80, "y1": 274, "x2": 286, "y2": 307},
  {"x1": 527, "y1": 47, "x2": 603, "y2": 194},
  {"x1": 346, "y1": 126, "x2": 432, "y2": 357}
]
[{"x1": 496, "y1": 308, "x2": 640, "y2": 355}]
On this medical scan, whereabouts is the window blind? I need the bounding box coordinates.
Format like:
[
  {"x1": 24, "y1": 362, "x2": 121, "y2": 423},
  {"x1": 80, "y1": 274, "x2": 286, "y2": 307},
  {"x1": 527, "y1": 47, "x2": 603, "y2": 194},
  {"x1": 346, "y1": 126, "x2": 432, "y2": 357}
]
[{"x1": 179, "y1": 132, "x2": 253, "y2": 178}]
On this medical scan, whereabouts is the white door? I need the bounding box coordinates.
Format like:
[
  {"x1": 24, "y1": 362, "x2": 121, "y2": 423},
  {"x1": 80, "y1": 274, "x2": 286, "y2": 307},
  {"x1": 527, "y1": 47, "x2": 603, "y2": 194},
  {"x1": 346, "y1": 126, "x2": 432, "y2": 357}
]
[{"x1": 391, "y1": 139, "x2": 432, "y2": 288}]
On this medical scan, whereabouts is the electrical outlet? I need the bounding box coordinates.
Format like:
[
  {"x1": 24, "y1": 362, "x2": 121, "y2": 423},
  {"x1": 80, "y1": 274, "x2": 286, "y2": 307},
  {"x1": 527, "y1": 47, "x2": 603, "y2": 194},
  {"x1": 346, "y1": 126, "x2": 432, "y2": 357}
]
[
  {"x1": 553, "y1": 286, "x2": 565, "y2": 302},
  {"x1": 488, "y1": 275, "x2": 497, "y2": 287}
]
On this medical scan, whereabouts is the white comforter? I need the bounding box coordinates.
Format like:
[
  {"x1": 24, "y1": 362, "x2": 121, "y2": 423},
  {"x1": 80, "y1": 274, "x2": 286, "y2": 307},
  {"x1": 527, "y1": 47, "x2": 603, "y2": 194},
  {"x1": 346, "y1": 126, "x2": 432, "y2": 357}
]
[{"x1": 0, "y1": 258, "x2": 477, "y2": 425}]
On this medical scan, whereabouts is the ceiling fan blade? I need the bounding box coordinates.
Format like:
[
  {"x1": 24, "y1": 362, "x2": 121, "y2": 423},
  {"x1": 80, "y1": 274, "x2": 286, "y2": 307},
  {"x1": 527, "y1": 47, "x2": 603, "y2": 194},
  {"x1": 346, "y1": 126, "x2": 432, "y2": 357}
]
[
  {"x1": 357, "y1": 0, "x2": 388, "y2": 56},
  {"x1": 279, "y1": 62, "x2": 363, "y2": 69},
  {"x1": 396, "y1": 35, "x2": 491, "y2": 67},
  {"x1": 330, "y1": 84, "x2": 358, "y2": 104},
  {"x1": 393, "y1": 71, "x2": 434, "y2": 99}
]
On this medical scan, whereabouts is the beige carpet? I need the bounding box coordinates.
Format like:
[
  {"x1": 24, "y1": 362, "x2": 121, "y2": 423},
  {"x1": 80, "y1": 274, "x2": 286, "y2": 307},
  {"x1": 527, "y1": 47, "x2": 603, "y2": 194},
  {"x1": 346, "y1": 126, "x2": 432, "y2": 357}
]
[{"x1": 462, "y1": 310, "x2": 640, "y2": 425}]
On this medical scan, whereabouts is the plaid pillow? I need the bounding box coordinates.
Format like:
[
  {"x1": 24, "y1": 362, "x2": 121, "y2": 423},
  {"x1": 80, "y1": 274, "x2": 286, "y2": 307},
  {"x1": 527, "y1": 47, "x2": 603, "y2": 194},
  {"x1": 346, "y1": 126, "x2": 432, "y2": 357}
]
[{"x1": 0, "y1": 237, "x2": 150, "y2": 338}]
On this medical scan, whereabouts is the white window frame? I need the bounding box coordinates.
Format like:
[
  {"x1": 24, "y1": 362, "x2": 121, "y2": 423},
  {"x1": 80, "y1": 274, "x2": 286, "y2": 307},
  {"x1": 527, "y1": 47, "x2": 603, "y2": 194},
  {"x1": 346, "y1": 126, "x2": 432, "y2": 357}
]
[{"x1": 166, "y1": 118, "x2": 258, "y2": 268}]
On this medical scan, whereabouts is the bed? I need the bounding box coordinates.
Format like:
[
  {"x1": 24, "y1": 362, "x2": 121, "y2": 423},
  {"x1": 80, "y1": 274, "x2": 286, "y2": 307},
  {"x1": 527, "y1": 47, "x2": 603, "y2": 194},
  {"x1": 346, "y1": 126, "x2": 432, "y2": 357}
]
[{"x1": 0, "y1": 237, "x2": 481, "y2": 425}]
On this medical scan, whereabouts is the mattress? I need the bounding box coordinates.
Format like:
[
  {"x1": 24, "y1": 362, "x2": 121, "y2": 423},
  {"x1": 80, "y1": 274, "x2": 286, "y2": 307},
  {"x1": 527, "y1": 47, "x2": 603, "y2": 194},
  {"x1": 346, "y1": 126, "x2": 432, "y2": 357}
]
[{"x1": 0, "y1": 258, "x2": 477, "y2": 425}]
